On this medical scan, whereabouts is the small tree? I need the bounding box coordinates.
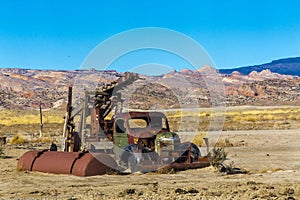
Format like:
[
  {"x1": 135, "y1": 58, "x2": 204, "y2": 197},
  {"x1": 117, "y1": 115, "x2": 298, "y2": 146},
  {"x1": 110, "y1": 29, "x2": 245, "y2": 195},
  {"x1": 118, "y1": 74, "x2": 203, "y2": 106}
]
[
  {"x1": 207, "y1": 147, "x2": 227, "y2": 171},
  {"x1": 208, "y1": 147, "x2": 248, "y2": 174}
]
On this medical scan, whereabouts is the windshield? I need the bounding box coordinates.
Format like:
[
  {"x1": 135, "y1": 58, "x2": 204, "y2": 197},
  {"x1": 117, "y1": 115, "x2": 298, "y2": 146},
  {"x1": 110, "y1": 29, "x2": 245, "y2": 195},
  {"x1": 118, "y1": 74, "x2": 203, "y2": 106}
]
[{"x1": 127, "y1": 115, "x2": 167, "y2": 131}]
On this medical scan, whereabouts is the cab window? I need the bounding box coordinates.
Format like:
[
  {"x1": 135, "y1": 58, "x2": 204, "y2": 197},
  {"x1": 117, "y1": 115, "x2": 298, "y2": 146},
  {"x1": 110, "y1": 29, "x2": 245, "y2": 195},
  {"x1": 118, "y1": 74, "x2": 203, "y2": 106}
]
[
  {"x1": 150, "y1": 116, "x2": 167, "y2": 129},
  {"x1": 128, "y1": 118, "x2": 148, "y2": 129}
]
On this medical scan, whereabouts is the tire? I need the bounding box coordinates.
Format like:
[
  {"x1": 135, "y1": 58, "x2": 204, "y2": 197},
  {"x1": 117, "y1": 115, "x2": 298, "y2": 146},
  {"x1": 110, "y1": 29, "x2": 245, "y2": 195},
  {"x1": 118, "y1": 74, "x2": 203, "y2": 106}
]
[{"x1": 176, "y1": 142, "x2": 200, "y2": 163}]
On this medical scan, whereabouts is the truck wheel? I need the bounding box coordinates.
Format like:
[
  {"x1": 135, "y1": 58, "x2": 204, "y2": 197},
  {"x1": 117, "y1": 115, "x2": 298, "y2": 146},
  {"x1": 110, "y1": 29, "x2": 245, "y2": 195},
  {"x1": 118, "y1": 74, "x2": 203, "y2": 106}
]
[
  {"x1": 189, "y1": 143, "x2": 200, "y2": 162},
  {"x1": 176, "y1": 142, "x2": 200, "y2": 163}
]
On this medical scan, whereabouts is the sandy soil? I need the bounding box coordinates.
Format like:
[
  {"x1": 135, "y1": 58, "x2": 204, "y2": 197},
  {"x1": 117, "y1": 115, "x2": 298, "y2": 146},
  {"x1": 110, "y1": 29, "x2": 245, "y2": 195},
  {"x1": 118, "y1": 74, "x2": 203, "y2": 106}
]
[{"x1": 0, "y1": 129, "x2": 299, "y2": 200}]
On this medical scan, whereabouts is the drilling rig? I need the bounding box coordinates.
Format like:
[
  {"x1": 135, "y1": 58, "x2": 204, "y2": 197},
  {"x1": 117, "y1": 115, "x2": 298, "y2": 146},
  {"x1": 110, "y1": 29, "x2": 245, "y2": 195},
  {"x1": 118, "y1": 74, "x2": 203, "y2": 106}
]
[{"x1": 17, "y1": 72, "x2": 210, "y2": 176}]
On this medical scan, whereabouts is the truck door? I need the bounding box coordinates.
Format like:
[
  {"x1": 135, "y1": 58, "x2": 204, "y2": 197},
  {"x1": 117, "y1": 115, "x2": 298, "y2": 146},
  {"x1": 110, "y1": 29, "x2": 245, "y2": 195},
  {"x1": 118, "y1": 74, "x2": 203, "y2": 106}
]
[{"x1": 113, "y1": 118, "x2": 129, "y2": 156}]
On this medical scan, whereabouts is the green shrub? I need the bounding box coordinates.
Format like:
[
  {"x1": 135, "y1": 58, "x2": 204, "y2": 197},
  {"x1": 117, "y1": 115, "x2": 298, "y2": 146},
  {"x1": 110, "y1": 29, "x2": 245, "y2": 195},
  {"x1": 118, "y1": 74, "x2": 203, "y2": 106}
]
[{"x1": 207, "y1": 147, "x2": 227, "y2": 169}]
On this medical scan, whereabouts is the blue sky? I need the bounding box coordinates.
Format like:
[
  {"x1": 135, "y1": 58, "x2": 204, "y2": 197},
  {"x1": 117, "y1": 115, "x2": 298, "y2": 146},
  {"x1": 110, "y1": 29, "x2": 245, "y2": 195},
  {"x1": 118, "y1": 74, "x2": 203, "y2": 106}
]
[{"x1": 0, "y1": 0, "x2": 300, "y2": 71}]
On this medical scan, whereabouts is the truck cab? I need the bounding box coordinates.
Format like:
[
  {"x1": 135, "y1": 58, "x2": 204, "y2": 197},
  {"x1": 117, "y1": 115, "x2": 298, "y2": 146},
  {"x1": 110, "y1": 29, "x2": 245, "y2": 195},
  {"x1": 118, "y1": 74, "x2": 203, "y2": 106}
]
[{"x1": 113, "y1": 111, "x2": 170, "y2": 156}]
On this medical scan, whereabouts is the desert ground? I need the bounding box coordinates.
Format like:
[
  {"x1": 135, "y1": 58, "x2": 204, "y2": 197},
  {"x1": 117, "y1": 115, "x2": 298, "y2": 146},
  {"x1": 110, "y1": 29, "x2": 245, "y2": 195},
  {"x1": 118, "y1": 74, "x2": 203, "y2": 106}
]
[{"x1": 0, "y1": 107, "x2": 299, "y2": 200}]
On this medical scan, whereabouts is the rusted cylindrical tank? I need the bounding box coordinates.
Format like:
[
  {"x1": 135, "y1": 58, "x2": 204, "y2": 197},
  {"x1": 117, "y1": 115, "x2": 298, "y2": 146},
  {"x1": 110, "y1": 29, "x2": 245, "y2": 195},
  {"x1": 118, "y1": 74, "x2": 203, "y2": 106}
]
[
  {"x1": 17, "y1": 150, "x2": 118, "y2": 176},
  {"x1": 72, "y1": 152, "x2": 118, "y2": 176},
  {"x1": 17, "y1": 150, "x2": 45, "y2": 171},
  {"x1": 31, "y1": 151, "x2": 82, "y2": 174}
]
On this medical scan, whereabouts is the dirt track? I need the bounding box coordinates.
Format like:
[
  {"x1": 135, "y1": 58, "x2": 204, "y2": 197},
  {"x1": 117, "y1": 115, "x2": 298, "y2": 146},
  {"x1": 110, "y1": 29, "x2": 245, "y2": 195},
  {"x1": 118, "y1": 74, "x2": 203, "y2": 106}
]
[{"x1": 0, "y1": 129, "x2": 299, "y2": 200}]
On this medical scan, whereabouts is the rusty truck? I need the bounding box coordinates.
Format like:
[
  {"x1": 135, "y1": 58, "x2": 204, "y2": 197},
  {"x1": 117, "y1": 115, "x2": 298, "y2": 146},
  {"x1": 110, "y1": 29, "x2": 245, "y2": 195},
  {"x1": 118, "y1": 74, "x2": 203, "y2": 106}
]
[{"x1": 18, "y1": 73, "x2": 210, "y2": 176}]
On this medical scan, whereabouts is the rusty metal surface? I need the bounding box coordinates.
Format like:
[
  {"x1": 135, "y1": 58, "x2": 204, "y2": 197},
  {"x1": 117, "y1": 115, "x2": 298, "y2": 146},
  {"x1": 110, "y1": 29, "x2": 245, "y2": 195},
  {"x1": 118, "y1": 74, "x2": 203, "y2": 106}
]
[
  {"x1": 18, "y1": 151, "x2": 117, "y2": 176},
  {"x1": 17, "y1": 150, "x2": 45, "y2": 171},
  {"x1": 167, "y1": 160, "x2": 210, "y2": 170},
  {"x1": 17, "y1": 152, "x2": 208, "y2": 176},
  {"x1": 137, "y1": 157, "x2": 210, "y2": 173},
  {"x1": 72, "y1": 153, "x2": 118, "y2": 176},
  {"x1": 32, "y1": 151, "x2": 82, "y2": 175}
]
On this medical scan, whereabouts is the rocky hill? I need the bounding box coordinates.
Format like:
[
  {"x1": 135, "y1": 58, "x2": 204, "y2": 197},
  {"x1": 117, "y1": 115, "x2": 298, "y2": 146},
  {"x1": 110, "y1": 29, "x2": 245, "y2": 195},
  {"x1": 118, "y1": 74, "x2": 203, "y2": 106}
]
[
  {"x1": 0, "y1": 68, "x2": 119, "y2": 110},
  {"x1": 0, "y1": 59, "x2": 299, "y2": 110},
  {"x1": 220, "y1": 57, "x2": 300, "y2": 76},
  {"x1": 223, "y1": 70, "x2": 300, "y2": 106}
]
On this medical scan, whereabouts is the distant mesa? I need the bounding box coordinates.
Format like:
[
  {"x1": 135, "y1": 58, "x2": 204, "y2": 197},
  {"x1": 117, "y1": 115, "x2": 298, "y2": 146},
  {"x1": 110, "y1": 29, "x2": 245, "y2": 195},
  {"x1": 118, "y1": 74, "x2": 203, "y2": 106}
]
[
  {"x1": 219, "y1": 57, "x2": 300, "y2": 76},
  {"x1": 249, "y1": 69, "x2": 294, "y2": 80}
]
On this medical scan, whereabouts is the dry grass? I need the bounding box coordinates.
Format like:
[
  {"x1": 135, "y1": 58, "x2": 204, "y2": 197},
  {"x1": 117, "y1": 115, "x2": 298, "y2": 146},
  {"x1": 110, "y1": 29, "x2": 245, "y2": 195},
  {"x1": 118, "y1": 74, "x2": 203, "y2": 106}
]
[
  {"x1": 224, "y1": 107, "x2": 300, "y2": 130},
  {"x1": 10, "y1": 134, "x2": 27, "y2": 144},
  {"x1": 166, "y1": 107, "x2": 300, "y2": 132},
  {"x1": 192, "y1": 132, "x2": 207, "y2": 146},
  {"x1": 0, "y1": 106, "x2": 299, "y2": 138},
  {"x1": 0, "y1": 109, "x2": 64, "y2": 136},
  {"x1": 0, "y1": 109, "x2": 64, "y2": 126},
  {"x1": 32, "y1": 137, "x2": 53, "y2": 143},
  {"x1": 215, "y1": 138, "x2": 234, "y2": 147}
]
